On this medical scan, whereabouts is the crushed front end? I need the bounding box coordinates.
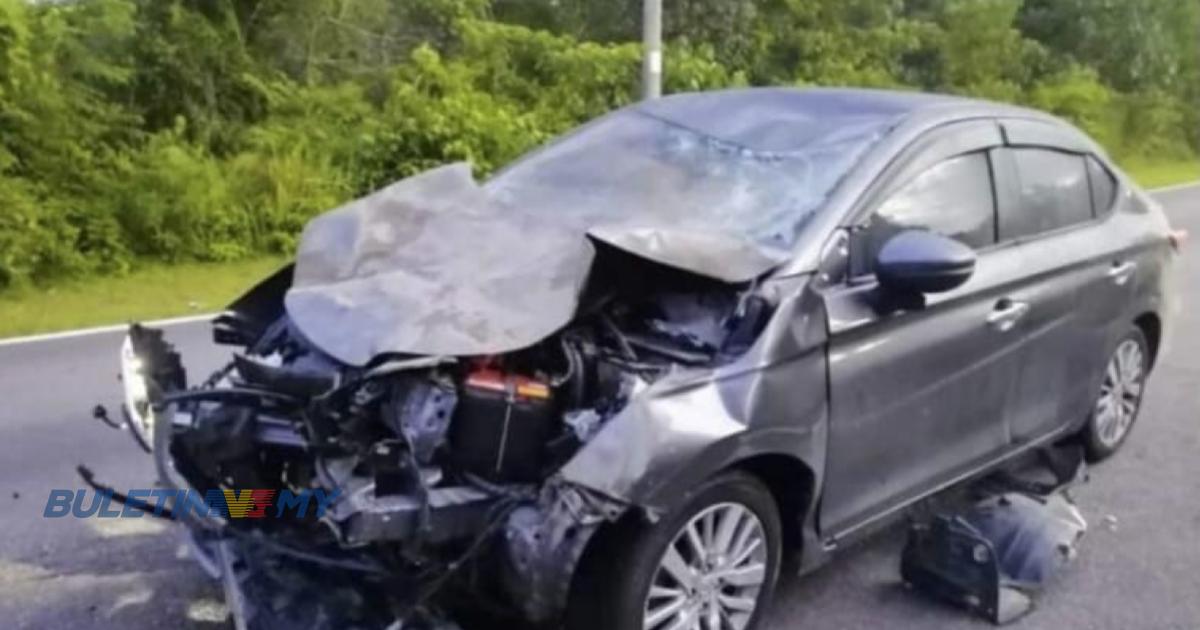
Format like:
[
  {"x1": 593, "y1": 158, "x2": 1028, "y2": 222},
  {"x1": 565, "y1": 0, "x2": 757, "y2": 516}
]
[
  {"x1": 102, "y1": 254, "x2": 773, "y2": 630},
  {"x1": 87, "y1": 158, "x2": 800, "y2": 629}
]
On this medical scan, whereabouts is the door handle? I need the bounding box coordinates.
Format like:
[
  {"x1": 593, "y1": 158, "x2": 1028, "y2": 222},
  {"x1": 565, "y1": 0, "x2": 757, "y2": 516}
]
[
  {"x1": 1107, "y1": 260, "x2": 1137, "y2": 286},
  {"x1": 987, "y1": 299, "x2": 1030, "y2": 332}
]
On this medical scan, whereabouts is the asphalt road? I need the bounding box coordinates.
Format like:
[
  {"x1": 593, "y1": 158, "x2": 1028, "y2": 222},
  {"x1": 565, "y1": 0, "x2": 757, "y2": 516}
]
[{"x1": 0, "y1": 185, "x2": 1195, "y2": 630}]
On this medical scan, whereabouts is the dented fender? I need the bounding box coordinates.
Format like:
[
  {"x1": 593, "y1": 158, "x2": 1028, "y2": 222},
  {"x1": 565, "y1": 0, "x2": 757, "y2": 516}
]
[{"x1": 560, "y1": 275, "x2": 830, "y2": 517}]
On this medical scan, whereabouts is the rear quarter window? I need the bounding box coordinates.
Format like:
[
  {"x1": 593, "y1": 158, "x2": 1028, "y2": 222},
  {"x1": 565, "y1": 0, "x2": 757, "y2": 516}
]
[{"x1": 1001, "y1": 149, "x2": 1092, "y2": 240}]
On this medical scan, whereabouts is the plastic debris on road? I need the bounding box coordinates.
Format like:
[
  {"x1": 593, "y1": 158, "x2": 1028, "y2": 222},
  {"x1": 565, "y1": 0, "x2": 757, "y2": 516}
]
[{"x1": 901, "y1": 445, "x2": 1089, "y2": 625}]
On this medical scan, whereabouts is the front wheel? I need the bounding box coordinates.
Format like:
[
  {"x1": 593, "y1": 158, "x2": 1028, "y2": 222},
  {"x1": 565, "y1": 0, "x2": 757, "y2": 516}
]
[
  {"x1": 1082, "y1": 327, "x2": 1150, "y2": 461},
  {"x1": 567, "y1": 471, "x2": 783, "y2": 630}
]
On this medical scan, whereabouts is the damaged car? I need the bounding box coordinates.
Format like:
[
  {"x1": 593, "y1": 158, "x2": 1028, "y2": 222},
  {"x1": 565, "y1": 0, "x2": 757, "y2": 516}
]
[{"x1": 98, "y1": 88, "x2": 1181, "y2": 630}]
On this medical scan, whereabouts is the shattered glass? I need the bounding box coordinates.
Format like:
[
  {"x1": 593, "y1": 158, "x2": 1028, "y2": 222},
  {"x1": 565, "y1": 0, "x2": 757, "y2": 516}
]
[
  {"x1": 488, "y1": 109, "x2": 884, "y2": 251},
  {"x1": 287, "y1": 104, "x2": 891, "y2": 365}
]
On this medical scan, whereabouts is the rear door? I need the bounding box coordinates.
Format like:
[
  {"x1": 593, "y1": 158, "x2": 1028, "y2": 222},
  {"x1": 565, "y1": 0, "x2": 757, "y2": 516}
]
[
  {"x1": 820, "y1": 120, "x2": 1030, "y2": 536},
  {"x1": 991, "y1": 120, "x2": 1135, "y2": 444}
]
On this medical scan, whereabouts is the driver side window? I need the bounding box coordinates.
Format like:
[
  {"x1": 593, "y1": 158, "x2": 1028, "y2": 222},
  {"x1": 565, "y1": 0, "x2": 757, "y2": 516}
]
[{"x1": 852, "y1": 152, "x2": 998, "y2": 277}]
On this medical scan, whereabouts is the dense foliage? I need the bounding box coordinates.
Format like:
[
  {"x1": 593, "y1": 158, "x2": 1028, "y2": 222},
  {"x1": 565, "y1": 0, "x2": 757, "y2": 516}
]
[{"x1": 0, "y1": 0, "x2": 1196, "y2": 289}]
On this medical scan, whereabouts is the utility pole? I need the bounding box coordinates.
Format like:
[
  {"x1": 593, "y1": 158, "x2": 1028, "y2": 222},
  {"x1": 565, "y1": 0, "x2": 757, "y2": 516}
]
[{"x1": 642, "y1": 0, "x2": 662, "y2": 100}]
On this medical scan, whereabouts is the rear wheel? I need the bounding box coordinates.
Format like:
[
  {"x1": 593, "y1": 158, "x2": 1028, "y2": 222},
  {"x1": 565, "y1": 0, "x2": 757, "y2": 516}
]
[
  {"x1": 568, "y1": 471, "x2": 782, "y2": 630},
  {"x1": 1082, "y1": 327, "x2": 1150, "y2": 461}
]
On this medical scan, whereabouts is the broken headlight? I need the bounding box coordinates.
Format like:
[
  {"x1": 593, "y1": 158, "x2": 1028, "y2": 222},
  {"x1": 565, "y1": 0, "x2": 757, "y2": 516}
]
[
  {"x1": 119, "y1": 325, "x2": 187, "y2": 451},
  {"x1": 120, "y1": 334, "x2": 155, "y2": 449}
]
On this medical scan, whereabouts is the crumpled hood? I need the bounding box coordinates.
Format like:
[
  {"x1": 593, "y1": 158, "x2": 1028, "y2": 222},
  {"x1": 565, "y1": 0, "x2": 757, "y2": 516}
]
[{"x1": 283, "y1": 164, "x2": 790, "y2": 366}]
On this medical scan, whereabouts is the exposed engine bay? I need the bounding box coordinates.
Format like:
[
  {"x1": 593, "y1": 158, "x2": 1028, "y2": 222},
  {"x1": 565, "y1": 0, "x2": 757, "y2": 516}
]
[{"x1": 104, "y1": 245, "x2": 777, "y2": 629}]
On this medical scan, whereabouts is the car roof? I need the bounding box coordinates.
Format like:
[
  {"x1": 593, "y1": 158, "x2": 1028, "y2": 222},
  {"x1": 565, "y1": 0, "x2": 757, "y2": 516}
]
[{"x1": 633, "y1": 87, "x2": 1050, "y2": 153}]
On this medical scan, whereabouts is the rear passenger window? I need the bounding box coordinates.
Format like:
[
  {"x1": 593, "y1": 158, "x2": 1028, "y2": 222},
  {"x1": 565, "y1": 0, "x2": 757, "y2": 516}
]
[
  {"x1": 1001, "y1": 149, "x2": 1092, "y2": 240},
  {"x1": 855, "y1": 152, "x2": 997, "y2": 275},
  {"x1": 1087, "y1": 156, "x2": 1117, "y2": 216}
]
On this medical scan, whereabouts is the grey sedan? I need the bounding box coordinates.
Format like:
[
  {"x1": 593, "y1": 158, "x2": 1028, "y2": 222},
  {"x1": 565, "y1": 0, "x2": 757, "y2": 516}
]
[{"x1": 112, "y1": 88, "x2": 1182, "y2": 630}]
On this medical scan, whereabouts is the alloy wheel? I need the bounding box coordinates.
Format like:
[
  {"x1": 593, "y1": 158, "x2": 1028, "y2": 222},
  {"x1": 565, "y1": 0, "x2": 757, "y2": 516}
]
[
  {"x1": 643, "y1": 502, "x2": 768, "y2": 630},
  {"x1": 1094, "y1": 338, "x2": 1146, "y2": 449}
]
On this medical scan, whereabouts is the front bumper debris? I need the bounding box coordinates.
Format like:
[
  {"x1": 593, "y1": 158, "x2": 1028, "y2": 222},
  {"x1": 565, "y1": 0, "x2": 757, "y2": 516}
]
[{"x1": 901, "y1": 445, "x2": 1089, "y2": 625}]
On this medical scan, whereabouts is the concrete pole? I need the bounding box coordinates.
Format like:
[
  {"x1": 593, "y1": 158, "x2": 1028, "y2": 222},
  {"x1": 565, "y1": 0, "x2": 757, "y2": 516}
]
[{"x1": 642, "y1": 0, "x2": 662, "y2": 100}]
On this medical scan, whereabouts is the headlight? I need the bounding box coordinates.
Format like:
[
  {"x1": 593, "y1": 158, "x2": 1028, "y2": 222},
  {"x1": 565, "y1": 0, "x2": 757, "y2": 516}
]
[{"x1": 121, "y1": 334, "x2": 156, "y2": 450}]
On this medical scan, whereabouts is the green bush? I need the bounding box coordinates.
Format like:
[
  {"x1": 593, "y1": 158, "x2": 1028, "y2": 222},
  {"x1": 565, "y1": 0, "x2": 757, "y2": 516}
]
[
  {"x1": 0, "y1": 0, "x2": 1196, "y2": 291},
  {"x1": 1113, "y1": 90, "x2": 1193, "y2": 160},
  {"x1": 108, "y1": 131, "x2": 245, "y2": 262},
  {"x1": 225, "y1": 149, "x2": 352, "y2": 255},
  {"x1": 1027, "y1": 65, "x2": 1116, "y2": 148},
  {"x1": 0, "y1": 179, "x2": 87, "y2": 289}
]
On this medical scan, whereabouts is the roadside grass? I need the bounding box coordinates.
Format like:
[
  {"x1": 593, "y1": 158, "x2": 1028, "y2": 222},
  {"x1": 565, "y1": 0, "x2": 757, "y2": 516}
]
[
  {"x1": 0, "y1": 257, "x2": 288, "y2": 339},
  {"x1": 1122, "y1": 158, "x2": 1200, "y2": 190},
  {"x1": 0, "y1": 158, "x2": 1197, "y2": 341}
]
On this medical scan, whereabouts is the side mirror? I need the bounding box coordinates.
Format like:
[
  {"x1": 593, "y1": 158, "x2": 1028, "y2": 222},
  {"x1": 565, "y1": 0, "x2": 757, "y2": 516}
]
[{"x1": 875, "y1": 230, "x2": 975, "y2": 294}]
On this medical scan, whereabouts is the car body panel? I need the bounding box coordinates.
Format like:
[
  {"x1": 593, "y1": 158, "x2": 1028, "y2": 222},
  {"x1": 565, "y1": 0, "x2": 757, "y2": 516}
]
[
  {"x1": 559, "y1": 274, "x2": 828, "y2": 515},
  {"x1": 820, "y1": 243, "x2": 1042, "y2": 535},
  {"x1": 806, "y1": 110, "x2": 1175, "y2": 542}
]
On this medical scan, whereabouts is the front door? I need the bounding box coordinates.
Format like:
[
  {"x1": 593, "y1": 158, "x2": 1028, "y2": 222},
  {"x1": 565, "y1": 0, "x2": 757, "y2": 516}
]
[{"x1": 818, "y1": 122, "x2": 1032, "y2": 537}]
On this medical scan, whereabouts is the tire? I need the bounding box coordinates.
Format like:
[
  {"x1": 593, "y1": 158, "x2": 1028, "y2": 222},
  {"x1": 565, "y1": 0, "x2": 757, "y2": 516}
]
[
  {"x1": 566, "y1": 471, "x2": 783, "y2": 630},
  {"x1": 1082, "y1": 326, "x2": 1150, "y2": 462}
]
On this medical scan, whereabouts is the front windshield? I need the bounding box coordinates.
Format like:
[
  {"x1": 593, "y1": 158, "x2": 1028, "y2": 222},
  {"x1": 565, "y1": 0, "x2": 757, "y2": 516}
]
[{"x1": 487, "y1": 109, "x2": 889, "y2": 249}]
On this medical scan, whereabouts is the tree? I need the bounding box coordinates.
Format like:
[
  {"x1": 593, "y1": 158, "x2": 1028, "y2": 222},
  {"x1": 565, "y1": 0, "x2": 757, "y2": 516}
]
[{"x1": 0, "y1": 0, "x2": 1196, "y2": 290}]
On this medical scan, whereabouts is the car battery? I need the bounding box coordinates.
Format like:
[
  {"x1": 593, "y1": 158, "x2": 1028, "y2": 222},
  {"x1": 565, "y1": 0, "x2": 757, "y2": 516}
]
[{"x1": 449, "y1": 369, "x2": 556, "y2": 483}]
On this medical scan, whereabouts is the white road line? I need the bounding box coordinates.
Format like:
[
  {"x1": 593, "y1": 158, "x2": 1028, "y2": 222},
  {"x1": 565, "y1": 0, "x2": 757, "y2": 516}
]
[
  {"x1": 1150, "y1": 180, "x2": 1200, "y2": 194},
  {"x1": 0, "y1": 180, "x2": 1196, "y2": 349},
  {"x1": 0, "y1": 312, "x2": 219, "y2": 348}
]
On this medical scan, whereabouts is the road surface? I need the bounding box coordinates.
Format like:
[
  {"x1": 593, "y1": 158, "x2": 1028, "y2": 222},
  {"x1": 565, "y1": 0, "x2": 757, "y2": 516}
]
[{"x1": 0, "y1": 185, "x2": 1196, "y2": 629}]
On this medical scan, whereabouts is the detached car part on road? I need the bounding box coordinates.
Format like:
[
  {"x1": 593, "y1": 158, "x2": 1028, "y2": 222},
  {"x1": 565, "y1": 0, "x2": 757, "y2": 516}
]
[
  {"x1": 901, "y1": 445, "x2": 1090, "y2": 625},
  {"x1": 101, "y1": 88, "x2": 1180, "y2": 630}
]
